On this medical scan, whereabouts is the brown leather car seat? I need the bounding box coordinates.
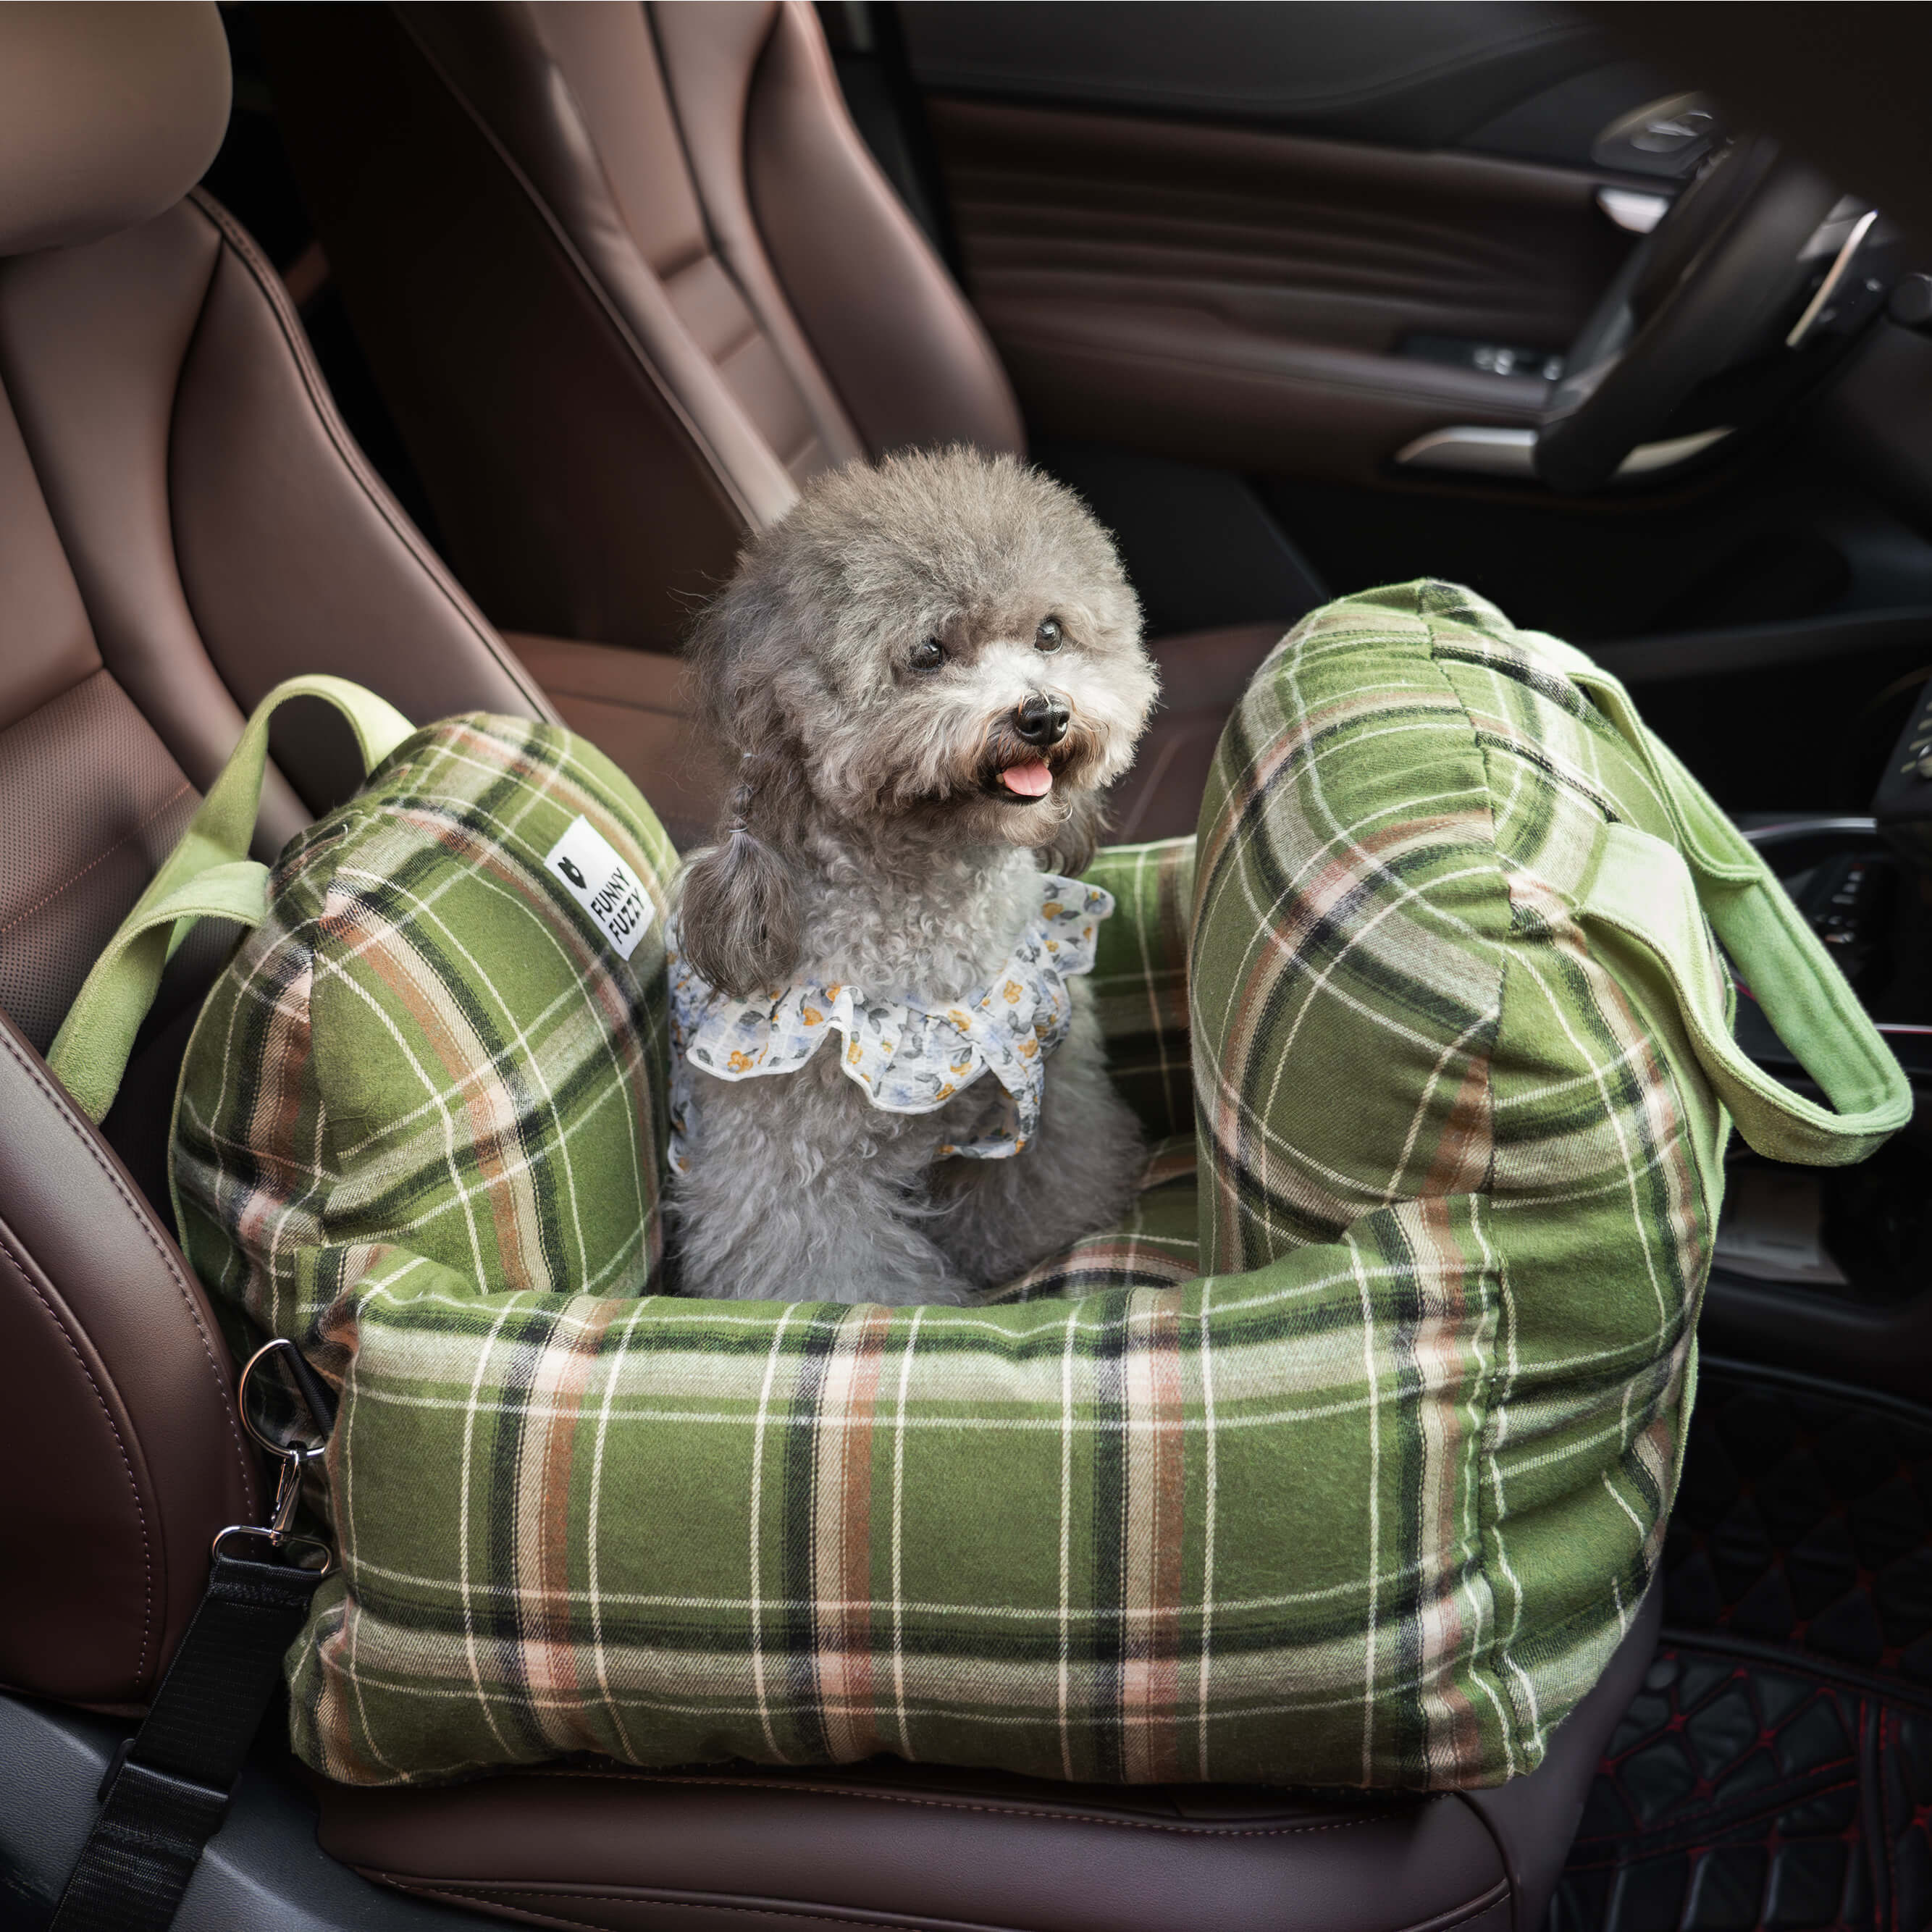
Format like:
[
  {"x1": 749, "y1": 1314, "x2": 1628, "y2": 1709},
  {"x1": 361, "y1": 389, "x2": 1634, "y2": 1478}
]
[
  {"x1": 0, "y1": 9, "x2": 1654, "y2": 1931},
  {"x1": 258, "y1": 1, "x2": 1292, "y2": 847},
  {"x1": 0, "y1": 0, "x2": 555, "y2": 1720}
]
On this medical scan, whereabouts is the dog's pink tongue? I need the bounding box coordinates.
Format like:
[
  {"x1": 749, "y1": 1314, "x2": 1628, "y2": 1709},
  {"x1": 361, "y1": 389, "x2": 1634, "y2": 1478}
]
[{"x1": 1000, "y1": 760, "x2": 1054, "y2": 798}]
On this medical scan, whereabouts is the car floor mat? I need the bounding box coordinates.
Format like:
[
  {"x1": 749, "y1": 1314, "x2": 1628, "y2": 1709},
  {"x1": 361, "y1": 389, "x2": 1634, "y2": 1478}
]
[{"x1": 1547, "y1": 1362, "x2": 1932, "y2": 1932}]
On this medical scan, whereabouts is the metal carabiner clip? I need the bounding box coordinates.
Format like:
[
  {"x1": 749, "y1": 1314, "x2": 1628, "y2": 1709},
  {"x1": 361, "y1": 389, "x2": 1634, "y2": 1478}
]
[
  {"x1": 235, "y1": 1336, "x2": 336, "y2": 1450},
  {"x1": 210, "y1": 1338, "x2": 336, "y2": 1576}
]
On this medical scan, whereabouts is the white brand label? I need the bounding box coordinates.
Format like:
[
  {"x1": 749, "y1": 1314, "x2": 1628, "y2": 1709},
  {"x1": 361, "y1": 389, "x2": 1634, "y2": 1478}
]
[{"x1": 543, "y1": 816, "x2": 652, "y2": 961}]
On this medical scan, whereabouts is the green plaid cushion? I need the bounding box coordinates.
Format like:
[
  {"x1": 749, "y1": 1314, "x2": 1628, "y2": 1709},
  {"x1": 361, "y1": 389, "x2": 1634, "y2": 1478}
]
[
  {"x1": 281, "y1": 1185, "x2": 1495, "y2": 1787},
  {"x1": 1082, "y1": 836, "x2": 1196, "y2": 1145},
  {"x1": 172, "y1": 587, "x2": 1879, "y2": 1793},
  {"x1": 1182, "y1": 578, "x2": 1733, "y2": 1780},
  {"x1": 175, "y1": 730, "x2": 1225, "y2": 1787},
  {"x1": 174, "y1": 713, "x2": 680, "y2": 1380}
]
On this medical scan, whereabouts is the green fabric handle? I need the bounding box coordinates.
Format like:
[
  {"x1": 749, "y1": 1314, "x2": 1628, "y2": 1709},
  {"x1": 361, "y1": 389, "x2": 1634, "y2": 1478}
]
[
  {"x1": 1584, "y1": 823, "x2": 1908, "y2": 1164},
  {"x1": 1557, "y1": 640, "x2": 1912, "y2": 1166},
  {"x1": 48, "y1": 676, "x2": 413, "y2": 1123}
]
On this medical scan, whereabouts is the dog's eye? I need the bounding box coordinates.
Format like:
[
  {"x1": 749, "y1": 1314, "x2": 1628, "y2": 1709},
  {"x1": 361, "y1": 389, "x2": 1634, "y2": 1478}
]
[
  {"x1": 910, "y1": 637, "x2": 945, "y2": 671},
  {"x1": 1035, "y1": 618, "x2": 1064, "y2": 652}
]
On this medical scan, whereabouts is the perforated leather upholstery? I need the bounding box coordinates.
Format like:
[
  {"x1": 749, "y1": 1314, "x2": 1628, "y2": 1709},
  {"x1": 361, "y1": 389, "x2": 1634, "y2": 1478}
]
[{"x1": 261, "y1": 0, "x2": 1288, "y2": 844}]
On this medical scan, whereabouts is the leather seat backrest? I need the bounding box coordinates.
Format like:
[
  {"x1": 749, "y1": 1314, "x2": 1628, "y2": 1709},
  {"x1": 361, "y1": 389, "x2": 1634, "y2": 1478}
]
[
  {"x1": 261, "y1": 1, "x2": 1024, "y2": 654},
  {"x1": 0, "y1": 1, "x2": 555, "y2": 1711}
]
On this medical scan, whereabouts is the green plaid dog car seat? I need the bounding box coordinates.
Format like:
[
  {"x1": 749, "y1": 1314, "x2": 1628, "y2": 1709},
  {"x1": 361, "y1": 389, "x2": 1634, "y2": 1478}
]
[{"x1": 51, "y1": 585, "x2": 1909, "y2": 1792}]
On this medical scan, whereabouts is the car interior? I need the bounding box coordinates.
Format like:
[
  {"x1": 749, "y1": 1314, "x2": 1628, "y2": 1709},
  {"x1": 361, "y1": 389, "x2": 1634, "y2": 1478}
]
[{"x1": 2, "y1": 4, "x2": 1931, "y2": 1931}]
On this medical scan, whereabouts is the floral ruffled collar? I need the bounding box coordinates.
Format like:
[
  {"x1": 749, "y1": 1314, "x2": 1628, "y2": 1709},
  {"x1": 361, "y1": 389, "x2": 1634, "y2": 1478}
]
[{"x1": 665, "y1": 873, "x2": 1114, "y2": 1171}]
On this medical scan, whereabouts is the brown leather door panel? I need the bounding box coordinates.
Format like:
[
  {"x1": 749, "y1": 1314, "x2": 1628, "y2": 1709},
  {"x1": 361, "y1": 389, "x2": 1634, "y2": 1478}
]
[{"x1": 925, "y1": 97, "x2": 1636, "y2": 484}]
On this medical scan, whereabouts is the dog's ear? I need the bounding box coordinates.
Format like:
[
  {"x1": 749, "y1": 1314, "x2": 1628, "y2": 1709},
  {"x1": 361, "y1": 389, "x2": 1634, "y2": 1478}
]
[
  {"x1": 1039, "y1": 789, "x2": 1107, "y2": 878},
  {"x1": 676, "y1": 554, "x2": 811, "y2": 995},
  {"x1": 677, "y1": 823, "x2": 799, "y2": 998}
]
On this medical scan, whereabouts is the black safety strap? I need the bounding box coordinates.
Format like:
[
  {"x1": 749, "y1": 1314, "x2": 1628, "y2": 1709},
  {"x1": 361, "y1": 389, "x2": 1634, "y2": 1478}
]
[{"x1": 47, "y1": 1549, "x2": 324, "y2": 1932}]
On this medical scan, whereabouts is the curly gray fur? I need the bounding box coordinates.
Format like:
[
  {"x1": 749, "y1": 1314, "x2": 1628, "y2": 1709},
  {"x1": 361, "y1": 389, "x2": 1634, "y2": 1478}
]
[{"x1": 669, "y1": 448, "x2": 1158, "y2": 1304}]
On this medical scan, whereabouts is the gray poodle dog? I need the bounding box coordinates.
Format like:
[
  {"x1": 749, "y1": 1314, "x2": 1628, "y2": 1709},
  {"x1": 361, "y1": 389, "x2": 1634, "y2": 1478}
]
[{"x1": 665, "y1": 448, "x2": 1159, "y2": 1305}]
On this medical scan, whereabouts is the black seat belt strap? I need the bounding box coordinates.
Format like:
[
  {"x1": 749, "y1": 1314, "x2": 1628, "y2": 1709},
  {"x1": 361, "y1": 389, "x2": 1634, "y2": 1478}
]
[
  {"x1": 47, "y1": 1553, "x2": 324, "y2": 1932},
  {"x1": 49, "y1": 1338, "x2": 334, "y2": 1932}
]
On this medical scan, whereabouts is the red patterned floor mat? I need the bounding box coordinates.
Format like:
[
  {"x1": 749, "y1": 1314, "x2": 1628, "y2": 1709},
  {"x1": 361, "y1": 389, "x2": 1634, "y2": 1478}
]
[
  {"x1": 1547, "y1": 1643, "x2": 1932, "y2": 1931},
  {"x1": 1548, "y1": 1366, "x2": 1932, "y2": 1931}
]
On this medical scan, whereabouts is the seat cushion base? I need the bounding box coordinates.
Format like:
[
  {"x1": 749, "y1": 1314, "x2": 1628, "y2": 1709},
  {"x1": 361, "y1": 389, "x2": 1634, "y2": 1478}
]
[{"x1": 314, "y1": 1594, "x2": 1660, "y2": 1932}]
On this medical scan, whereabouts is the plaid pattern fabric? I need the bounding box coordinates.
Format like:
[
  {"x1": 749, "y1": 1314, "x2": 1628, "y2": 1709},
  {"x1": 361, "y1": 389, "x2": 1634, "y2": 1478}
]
[
  {"x1": 1190, "y1": 576, "x2": 1727, "y2": 1768},
  {"x1": 172, "y1": 586, "x2": 1768, "y2": 1789},
  {"x1": 173, "y1": 714, "x2": 679, "y2": 1388},
  {"x1": 287, "y1": 1187, "x2": 1503, "y2": 1787},
  {"x1": 1082, "y1": 836, "x2": 1196, "y2": 1144}
]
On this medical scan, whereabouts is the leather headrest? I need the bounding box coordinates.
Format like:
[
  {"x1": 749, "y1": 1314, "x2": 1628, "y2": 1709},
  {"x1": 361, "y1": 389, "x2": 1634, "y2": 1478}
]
[{"x1": 0, "y1": 3, "x2": 230, "y2": 256}]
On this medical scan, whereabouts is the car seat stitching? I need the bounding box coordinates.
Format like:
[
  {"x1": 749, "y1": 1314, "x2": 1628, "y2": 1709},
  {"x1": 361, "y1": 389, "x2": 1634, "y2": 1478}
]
[
  {"x1": 645, "y1": 2, "x2": 863, "y2": 465},
  {"x1": 1880, "y1": 1702, "x2": 1899, "y2": 1921},
  {"x1": 541, "y1": 1766, "x2": 1398, "y2": 1835},
  {"x1": 540, "y1": 4, "x2": 840, "y2": 474},
  {"x1": 1567, "y1": 1768, "x2": 1859, "y2": 1858},
  {"x1": 0, "y1": 1026, "x2": 256, "y2": 1522},
  {"x1": 0, "y1": 778, "x2": 193, "y2": 936},
  {"x1": 387, "y1": 1887, "x2": 616, "y2": 1932},
  {"x1": 398, "y1": 1879, "x2": 1050, "y2": 1932},
  {"x1": 1416, "y1": 1889, "x2": 1511, "y2": 1932},
  {"x1": 398, "y1": 1876, "x2": 1509, "y2": 1932},
  {"x1": 0, "y1": 1226, "x2": 154, "y2": 1689}
]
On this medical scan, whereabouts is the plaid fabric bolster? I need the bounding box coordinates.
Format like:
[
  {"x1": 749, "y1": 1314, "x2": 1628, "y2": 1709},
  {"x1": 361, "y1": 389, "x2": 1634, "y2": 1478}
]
[
  {"x1": 1082, "y1": 837, "x2": 1196, "y2": 1143},
  {"x1": 287, "y1": 1188, "x2": 1663, "y2": 1792}
]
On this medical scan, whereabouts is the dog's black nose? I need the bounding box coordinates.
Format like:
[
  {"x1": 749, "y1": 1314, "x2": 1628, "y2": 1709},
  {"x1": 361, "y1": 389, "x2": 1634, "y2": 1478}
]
[{"x1": 1015, "y1": 693, "x2": 1070, "y2": 746}]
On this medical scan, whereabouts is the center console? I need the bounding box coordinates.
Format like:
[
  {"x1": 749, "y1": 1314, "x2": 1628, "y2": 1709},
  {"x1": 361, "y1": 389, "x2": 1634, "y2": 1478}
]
[{"x1": 1871, "y1": 663, "x2": 1932, "y2": 866}]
